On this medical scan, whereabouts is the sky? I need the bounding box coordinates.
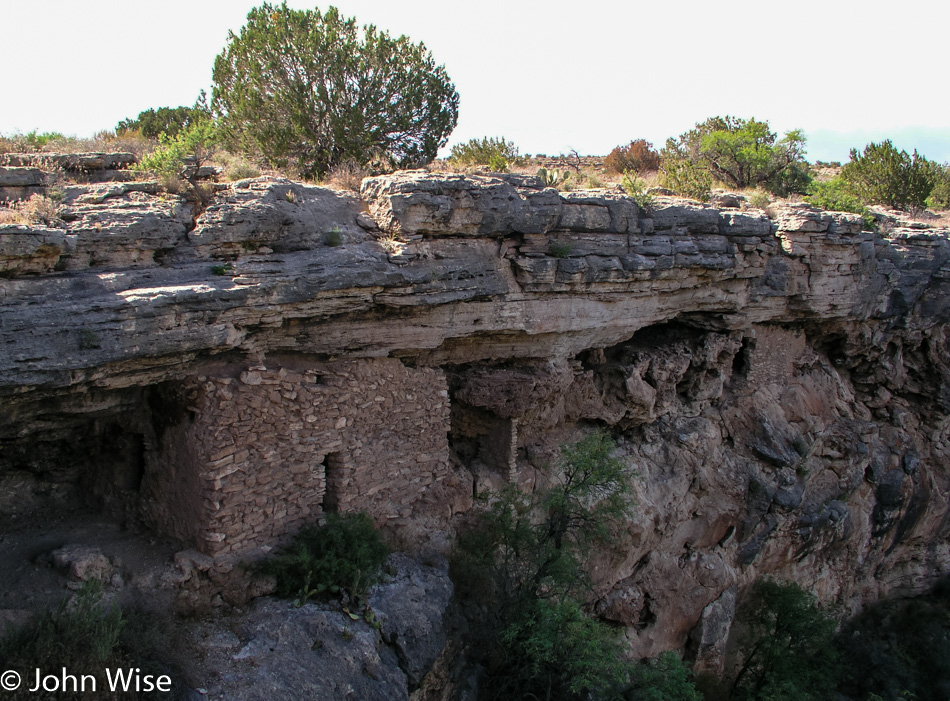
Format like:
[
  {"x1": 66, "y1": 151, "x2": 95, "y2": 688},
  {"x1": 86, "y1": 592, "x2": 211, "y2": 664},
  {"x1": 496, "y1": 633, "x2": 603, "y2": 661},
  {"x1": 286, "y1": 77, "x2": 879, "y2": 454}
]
[{"x1": 2, "y1": 0, "x2": 949, "y2": 163}]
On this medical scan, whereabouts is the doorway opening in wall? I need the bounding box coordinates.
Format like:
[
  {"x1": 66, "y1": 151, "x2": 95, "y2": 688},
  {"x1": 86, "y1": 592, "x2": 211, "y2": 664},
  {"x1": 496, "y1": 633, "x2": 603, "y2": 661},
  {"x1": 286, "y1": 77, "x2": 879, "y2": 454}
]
[{"x1": 322, "y1": 452, "x2": 344, "y2": 513}]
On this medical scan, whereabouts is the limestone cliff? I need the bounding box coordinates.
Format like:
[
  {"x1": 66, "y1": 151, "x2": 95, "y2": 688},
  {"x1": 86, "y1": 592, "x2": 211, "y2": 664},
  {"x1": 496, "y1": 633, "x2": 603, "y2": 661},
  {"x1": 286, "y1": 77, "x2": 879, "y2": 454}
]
[{"x1": 2, "y1": 170, "x2": 949, "y2": 669}]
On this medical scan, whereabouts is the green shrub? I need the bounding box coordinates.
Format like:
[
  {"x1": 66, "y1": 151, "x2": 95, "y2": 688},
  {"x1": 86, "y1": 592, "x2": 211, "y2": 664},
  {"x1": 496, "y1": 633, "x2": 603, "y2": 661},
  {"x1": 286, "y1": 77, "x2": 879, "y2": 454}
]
[
  {"x1": 804, "y1": 178, "x2": 876, "y2": 229},
  {"x1": 454, "y1": 431, "x2": 643, "y2": 698},
  {"x1": 605, "y1": 139, "x2": 661, "y2": 174},
  {"x1": 260, "y1": 511, "x2": 389, "y2": 604},
  {"x1": 136, "y1": 118, "x2": 217, "y2": 180},
  {"x1": 136, "y1": 108, "x2": 219, "y2": 205},
  {"x1": 836, "y1": 579, "x2": 950, "y2": 701},
  {"x1": 747, "y1": 190, "x2": 771, "y2": 210},
  {"x1": 661, "y1": 116, "x2": 811, "y2": 199},
  {"x1": 731, "y1": 579, "x2": 841, "y2": 701},
  {"x1": 449, "y1": 136, "x2": 522, "y2": 170},
  {"x1": 626, "y1": 652, "x2": 703, "y2": 701},
  {"x1": 582, "y1": 171, "x2": 605, "y2": 188},
  {"x1": 0, "y1": 583, "x2": 181, "y2": 700},
  {"x1": 839, "y1": 140, "x2": 935, "y2": 211},
  {"x1": 494, "y1": 597, "x2": 628, "y2": 700},
  {"x1": 212, "y1": 3, "x2": 458, "y2": 179},
  {"x1": 0, "y1": 581, "x2": 123, "y2": 667},
  {"x1": 925, "y1": 162, "x2": 950, "y2": 210},
  {"x1": 116, "y1": 105, "x2": 204, "y2": 140},
  {"x1": 660, "y1": 154, "x2": 714, "y2": 202},
  {"x1": 0, "y1": 582, "x2": 125, "y2": 701},
  {"x1": 23, "y1": 130, "x2": 66, "y2": 150},
  {"x1": 324, "y1": 228, "x2": 343, "y2": 246},
  {"x1": 548, "y1": 241, "x2": 573, "y2": 258},
  {"x1": 622, "y1": 171, "x2": 654, "y2": 209}
]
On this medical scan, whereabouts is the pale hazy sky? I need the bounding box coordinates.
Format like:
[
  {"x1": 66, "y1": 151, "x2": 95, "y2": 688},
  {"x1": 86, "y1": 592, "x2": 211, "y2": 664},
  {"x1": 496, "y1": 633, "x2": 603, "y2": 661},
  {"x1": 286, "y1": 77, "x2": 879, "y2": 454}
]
[{"x1": 2, "y1": 0, "x2": 948, "y2": 163}]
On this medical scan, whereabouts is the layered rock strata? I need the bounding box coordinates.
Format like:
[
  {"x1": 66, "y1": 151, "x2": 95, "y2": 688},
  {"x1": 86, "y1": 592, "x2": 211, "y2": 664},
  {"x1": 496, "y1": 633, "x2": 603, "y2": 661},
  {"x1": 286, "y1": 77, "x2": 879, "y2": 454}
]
[{"x1": 2, "y1": 170, "x2": 949, "y2": 663}]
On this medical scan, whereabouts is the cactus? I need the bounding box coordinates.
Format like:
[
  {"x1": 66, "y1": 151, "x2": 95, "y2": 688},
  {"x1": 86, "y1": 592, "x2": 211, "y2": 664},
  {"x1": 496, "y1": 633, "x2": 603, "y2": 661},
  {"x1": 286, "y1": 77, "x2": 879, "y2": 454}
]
[{"x1": 537, "y1": 167, "x2": 571, "y2": 188}]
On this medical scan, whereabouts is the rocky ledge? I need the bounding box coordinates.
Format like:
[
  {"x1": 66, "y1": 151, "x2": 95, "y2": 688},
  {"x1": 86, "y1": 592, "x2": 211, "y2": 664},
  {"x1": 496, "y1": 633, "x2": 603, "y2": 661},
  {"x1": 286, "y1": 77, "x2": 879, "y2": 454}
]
[{"x1": 2, "y1": 170, "x2": 950, "y2": 674}]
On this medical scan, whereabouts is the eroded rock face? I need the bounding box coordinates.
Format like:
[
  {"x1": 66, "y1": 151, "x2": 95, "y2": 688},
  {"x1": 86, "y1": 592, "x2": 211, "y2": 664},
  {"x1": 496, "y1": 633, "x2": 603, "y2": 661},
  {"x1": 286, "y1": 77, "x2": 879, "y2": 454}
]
[{"x1": 3, "y1": 171, "x2": 950, "y2": 674}]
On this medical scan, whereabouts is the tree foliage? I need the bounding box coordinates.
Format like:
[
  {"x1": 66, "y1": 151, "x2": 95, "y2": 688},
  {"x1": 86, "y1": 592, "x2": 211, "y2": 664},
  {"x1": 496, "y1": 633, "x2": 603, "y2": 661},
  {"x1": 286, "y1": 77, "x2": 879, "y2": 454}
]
[
  {"x1": 211, "y1": 3, "x2": 459, "y2": 179},
  {"x1": 116, "y1": 105, "x2": 204, "y2": 139},
  {"x1": 836, "y1": 578, "x2": 950, "y2": 701},
  {"x1": 839, "y1": 140, "x2": 939, "y2": 211},
  {"x1": 259, "y1": 511, "x2": 389, "y2": 604},
  {"x1": 731, "y1": 580, "x2": 841, "y2": 701},
  {"x1": 134, "y1": 102, "x2": 219, "y2": 204},
  {"x1": 496, "y1": 597, "x2": 629, "y2": 699},
  {"x1": 626, "y1": 652, "x2": 703, "y2": 701},
  {"x1": 449, "y1": 136, "x2": 522, "y2": 171},
  {"x1": 455, "y1": 430, "x2": 634, "y2": 610},
  {"x1": 804, "y1": 177, "x2": 876, "y2": 229},
  {"x1": 927, "y1": 163, "x2": 950, "y2": 210},
  {"x1": 661, "y1": 116, "x2": 810, "y2": 200},
  {"x1": 604, "y1": 139, "x2": 661, "y2": 174},
  {"x1": 455, "y1": 431, "x2": 698, "y2": 700}
]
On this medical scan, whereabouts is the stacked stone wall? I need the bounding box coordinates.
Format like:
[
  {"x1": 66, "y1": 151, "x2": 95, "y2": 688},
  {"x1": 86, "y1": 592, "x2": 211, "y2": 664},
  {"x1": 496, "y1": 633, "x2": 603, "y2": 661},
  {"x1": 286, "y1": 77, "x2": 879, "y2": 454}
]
[{"x1": 144, "y1": 358, "x2": 451, "y2": 556}]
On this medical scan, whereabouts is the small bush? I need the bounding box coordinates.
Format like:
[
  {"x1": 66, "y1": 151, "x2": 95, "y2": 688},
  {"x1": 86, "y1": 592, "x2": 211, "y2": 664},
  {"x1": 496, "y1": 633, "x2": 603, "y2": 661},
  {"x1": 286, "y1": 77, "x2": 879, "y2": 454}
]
[
  {"x1": 453, "y1": 432, "x2": 639, "y2": 698},
  {"x1": 605, "y1": 139, "x2": 661, "y2": 175},
  {"x1": 116, "y1": 105, "x2": 204, "y2": 140},
  {"x1": 0, "y1": 583, "x2": 180, "y2": 700},
  {"x1": 549, "y1": 242, "x2": 573, "y2": 258},
  {"x1": 213, "y1": 150, "x2": 261, "y2": 182},
  {"x1": 0, "y1": 582, "x2": 124, "y2": 700},
  {"x1": 659, "y1": 156, "x2": 713, "y2": 202},
  {"x1": 582, "y1": 171, "x2": 605, "y2": 188},
  {"x1": 136, "y1": 120, "x2": 217, "y2": 180},
  {"x1": 747, "y1": 190, "x2": 771, "y2": 209},
  {"x1": 324, "y1": 229, "x2": 343, "y2": 246},
  {"x1": 926, "y1": 163, "x2": 950, "y2": 210},
  {"x1": 494, "y1": 597, "x2": 628, "y2": 700},
  {"x1": 837, "y1": 579, "x2": 950, "y2": 701},
  {"x1": 839, "y1": 140, "x2": 935, "y2": 211},
  {"x1": 2, "y1": 194, "x2": 63, "y2": 227},
  {"x1": 449, "y1": 136, "x2": 522, "y2": 170},
  {"x1": 622, "y1": 171, "x2": 654, "y2": 209},
  {"x1": 136, "y1": 115, "x2": 218, "y2": 207},
  {"x1": 325, "y1": 160, "x2": 368, "y2": 191},
  {"x1": 260, "y1": 512, "x2": 389, "y2": 604},
  {"x1": 626, "y1": 652, "x2": 703, "y2": 701},
  {"x1": 660, "y1": 116, "x2": 810, "y2": 199},
  {"x1": 804, "y1": 178, "x2": 875, "y2": 229},
  {"x1": 731, "y1": 579, "x2": 841, "y2": 701}
]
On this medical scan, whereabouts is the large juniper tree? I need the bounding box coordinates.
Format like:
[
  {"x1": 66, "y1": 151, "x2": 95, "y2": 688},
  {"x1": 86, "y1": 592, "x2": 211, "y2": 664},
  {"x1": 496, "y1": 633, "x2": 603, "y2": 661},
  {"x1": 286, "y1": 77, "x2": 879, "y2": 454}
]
[{"x1": 212, "y1": 3, "x2": 459, "y2": 178}]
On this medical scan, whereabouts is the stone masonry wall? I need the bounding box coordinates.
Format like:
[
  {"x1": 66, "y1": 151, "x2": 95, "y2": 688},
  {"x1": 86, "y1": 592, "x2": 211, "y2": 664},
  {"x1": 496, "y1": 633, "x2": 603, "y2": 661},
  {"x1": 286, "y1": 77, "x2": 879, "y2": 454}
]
[{"x1": 144, "y1": 358, "x2": 452, "y2": 556}]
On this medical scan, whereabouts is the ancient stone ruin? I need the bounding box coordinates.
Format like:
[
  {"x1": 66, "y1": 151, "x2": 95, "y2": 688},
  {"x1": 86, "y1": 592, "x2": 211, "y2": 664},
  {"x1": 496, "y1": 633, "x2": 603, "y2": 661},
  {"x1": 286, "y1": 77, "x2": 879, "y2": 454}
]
[{"x1": 2, "y1": 166, "x2": 949, "y2": 666}]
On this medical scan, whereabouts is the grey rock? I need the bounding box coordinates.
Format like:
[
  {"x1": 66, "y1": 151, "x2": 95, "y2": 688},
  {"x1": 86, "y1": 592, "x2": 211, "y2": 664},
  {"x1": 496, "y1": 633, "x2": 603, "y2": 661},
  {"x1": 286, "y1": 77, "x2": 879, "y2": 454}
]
[
  {"x1": 208, "y1": 598, "x2": 408, "y2": 701},
  {"x1": 769, "y1": 203, "x2": 833, "y2": 233},
  {"x1": 0, "y1": 167, "x2": 44, "y2": 187},
  {"x1": 368, "y1": 553, "x2": 453, "y2": 688},
  {"x1": 650, "y1": 197, "x2": 721, "y2": 233},
  {"x1": 0, "y1": 152, "x2": 136, "y2": 171},
  {"x1": 690, "y1": 586, "x2": 737, "y2": 676},
  {"x1": 191, "y1": 177, "x2": 368, "y2": 256},
  {"x1": 362, "y1": 171, "x2": 562, "y2": 236},
  {"x1": 50, "y1": 544, "x2": 112, "y2": 582},
  {"x1": 720, "y1": 211, "x2": 771, "y2": 237},
  {"x1": 710, "y1": 193, "x2": 741, "y2": 209}
]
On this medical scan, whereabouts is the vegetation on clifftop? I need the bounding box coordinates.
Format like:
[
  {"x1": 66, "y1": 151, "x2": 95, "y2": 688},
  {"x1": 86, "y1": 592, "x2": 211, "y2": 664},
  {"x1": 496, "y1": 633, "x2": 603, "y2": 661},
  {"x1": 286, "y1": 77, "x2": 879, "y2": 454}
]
[{"x1": 211, "y1": 3, "x2": 458, "y2": 179}]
